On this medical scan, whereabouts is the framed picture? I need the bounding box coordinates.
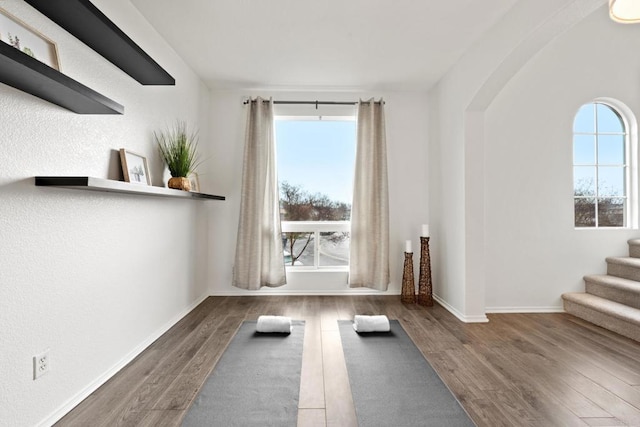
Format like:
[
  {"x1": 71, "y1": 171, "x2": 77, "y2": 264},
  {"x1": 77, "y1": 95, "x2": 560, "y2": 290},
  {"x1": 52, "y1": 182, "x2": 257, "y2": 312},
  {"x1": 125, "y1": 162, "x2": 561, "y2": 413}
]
[
  {"x1": 0, "y1": 8, "x2": 60, "y2": 70},
  {"x1": 189, "y1": 173, "x2": 200, "y2": 192},
  {"x1": 120, "y1": 149, "x2": 151, "y2": 185}
]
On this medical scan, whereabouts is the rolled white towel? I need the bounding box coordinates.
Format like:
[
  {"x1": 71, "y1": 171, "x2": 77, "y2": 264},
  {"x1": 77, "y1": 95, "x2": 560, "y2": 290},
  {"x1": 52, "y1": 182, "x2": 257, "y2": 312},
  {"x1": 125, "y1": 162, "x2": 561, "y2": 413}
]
[
  {"x1": 353, "y1": 315, "x2": 391, "y2": 333},
  {"x1": 256, "y1": 315, "x2": 292, "y2": 333}
]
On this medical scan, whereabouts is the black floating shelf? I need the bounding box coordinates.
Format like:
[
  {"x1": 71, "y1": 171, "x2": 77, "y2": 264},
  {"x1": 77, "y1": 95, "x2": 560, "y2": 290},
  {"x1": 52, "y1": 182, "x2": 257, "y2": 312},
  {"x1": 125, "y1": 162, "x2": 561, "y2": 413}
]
[
  {"x1": 35, "y1": 177, "x2": 226, "y2": 201},
  {"x1": 25, "y1": 0, "x2": 175, "y2": 86},
  {"x1": 0, "y1": 42, "x2": 123, "y2": 114}
]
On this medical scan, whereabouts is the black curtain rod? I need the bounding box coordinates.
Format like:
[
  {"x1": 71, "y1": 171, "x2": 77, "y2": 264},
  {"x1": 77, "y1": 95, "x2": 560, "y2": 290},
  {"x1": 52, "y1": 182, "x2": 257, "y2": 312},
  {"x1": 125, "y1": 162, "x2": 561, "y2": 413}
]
[{"x1": 242, "y1": 99, "x2": 383, "y2": 107}]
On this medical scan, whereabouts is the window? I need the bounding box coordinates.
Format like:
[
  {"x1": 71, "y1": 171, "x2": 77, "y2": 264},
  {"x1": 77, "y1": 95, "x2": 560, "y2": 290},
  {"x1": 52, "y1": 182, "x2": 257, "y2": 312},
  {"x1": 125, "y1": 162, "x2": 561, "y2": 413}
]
[
  {"x1": 573, "y1": 101, "x2": 632, "y2": 228},
  {"x1": 275, "y1": 117, "x2": 356, "y2": 268}
]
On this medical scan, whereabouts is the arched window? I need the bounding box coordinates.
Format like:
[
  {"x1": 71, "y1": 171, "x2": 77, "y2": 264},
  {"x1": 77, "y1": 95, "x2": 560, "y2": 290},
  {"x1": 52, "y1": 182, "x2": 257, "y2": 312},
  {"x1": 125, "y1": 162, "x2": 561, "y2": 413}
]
[{"x1": 573, "y1": 101, "x2": 635, "y2": 228}]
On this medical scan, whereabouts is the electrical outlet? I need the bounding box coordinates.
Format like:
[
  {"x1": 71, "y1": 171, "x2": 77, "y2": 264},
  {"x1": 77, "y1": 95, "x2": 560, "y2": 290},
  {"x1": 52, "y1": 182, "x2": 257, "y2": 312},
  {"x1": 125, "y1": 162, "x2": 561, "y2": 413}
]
[{"x1": 33, "y1": 349, "x2": 50, "y2": 380}]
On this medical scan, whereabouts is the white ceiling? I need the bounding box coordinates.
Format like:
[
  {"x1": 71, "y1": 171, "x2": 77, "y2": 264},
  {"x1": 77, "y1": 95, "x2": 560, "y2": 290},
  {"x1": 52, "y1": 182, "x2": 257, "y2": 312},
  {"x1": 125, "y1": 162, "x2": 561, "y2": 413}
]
[{"x1": 130, "y1": 0, "x2": 519, "y2": 91}]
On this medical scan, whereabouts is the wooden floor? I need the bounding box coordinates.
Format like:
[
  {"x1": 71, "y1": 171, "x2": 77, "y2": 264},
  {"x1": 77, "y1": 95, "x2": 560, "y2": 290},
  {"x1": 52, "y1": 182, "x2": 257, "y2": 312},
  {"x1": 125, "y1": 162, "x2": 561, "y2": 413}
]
[{"x1": 55, "y1": 296, "x2": 640, "y2": 427}]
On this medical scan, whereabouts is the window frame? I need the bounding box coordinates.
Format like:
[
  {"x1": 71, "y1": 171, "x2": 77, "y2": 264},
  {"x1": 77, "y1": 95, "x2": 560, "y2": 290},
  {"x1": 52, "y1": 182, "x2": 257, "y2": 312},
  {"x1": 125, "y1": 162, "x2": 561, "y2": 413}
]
[
  {"x1": 281, "y1": 221, "x2": 350, "y2": 271},
  {"x1": 274, "y1": 112, "x2": 356, "y2": 270},
  {"x1": 572, "y1": 98, "x2": 638, "y2": 229}
]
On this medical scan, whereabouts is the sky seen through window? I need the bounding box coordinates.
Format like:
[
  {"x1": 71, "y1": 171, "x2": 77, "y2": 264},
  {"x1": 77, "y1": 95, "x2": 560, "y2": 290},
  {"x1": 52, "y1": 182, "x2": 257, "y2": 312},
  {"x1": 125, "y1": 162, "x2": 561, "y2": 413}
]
[{"x1": 275, "y1": 119, "x2": 356, "y2": 205}]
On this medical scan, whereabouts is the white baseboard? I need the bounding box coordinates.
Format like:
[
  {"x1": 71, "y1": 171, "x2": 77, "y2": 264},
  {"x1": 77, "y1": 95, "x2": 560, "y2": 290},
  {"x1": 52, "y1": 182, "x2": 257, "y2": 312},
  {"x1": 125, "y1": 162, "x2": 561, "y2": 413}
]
[
  {"x1": 433, "y1": 295, "x2": 489, "y2": 323},
  {"x1": 38, "y1": 294, "x2": 209, "y2": 427},
  {"x1": 485, "y1": 306, "x2": 565, "y2": 314},
  {"x1": 210, "y1": 289, "x2": 401, "y2": 296}
]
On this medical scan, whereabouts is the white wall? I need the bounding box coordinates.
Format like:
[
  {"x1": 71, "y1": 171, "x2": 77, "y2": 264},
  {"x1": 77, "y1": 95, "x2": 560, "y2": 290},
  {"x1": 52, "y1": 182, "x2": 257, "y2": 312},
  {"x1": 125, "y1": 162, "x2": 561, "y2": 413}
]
[
  {"x1": 204, "y1": 90, "x2": 429, "y2": 295},
  {"x1": 428, "y1": 0, "x2": 605, "y2": 321},
  {"x1": 484, "y1": 7, "x2": 640, "y2": 311},
  {"x1": 0, "y1": 1, "x2": 213, "y2": 425}
]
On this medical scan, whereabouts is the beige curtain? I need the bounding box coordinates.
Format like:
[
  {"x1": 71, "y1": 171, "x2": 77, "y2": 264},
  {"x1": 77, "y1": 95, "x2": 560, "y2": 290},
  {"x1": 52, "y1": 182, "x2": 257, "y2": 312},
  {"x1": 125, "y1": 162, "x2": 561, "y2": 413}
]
[
  {"x1": 349, "y1": 98, "x2": 389, "y2": 290},
  {"x1": 232, "y1": 97, "x2": 286, "y2": 290}
]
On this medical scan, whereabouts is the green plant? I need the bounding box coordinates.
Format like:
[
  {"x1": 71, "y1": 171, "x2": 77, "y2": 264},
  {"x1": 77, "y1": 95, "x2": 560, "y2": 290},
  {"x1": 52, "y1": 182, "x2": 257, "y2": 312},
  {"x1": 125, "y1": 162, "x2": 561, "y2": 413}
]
[{"x1": 155, "y1": 121, "x2": 201, "y2": 178}]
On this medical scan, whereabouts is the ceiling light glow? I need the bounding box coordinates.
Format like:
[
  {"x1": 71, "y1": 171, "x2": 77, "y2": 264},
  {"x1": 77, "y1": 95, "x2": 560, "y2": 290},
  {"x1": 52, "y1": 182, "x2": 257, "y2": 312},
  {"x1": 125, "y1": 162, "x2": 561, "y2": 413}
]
[{"x1": 610, "y1": 0, "x2": 640, "y2": 23}]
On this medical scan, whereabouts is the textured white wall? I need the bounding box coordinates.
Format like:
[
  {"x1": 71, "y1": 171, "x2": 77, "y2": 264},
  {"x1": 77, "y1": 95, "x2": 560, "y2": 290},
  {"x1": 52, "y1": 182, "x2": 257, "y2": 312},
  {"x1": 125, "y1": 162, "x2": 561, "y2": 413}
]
[
  {"x1": 484, "y1": 7, "x2": 640, "y2": 311},
  {"x1": 204, "y1": 90, "x2": 429, "y2": 295},
  {"x1": 0, "y1": 0, "x2": 213, "y2": 425}
]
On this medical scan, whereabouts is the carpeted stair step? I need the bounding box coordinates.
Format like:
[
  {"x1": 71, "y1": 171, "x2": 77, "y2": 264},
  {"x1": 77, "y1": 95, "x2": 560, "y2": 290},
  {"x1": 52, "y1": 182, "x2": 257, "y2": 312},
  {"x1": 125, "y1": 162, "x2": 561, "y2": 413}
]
[
  {"x1": 628, "y1": 239, "x2": 640, "y2": 258},
  {"x1": 562, "y1": 292, "x2": 640, "y2": 342},
  {"x1": 584, "y1": 274, "x2": 640, "y2": 310},
  {"x1": 606, "y1": 256, "x2": 640, "y2": 282}
]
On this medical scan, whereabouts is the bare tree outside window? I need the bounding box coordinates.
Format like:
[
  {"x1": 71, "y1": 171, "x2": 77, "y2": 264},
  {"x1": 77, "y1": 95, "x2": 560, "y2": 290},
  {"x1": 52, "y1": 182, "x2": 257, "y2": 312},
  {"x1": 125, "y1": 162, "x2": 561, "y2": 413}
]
[
  {"x1": 574, "y1": 178, "x2": 624, "y2": 227},
  {"x1": 280, "y1": 181, "x2": 350, "y2": 265}
]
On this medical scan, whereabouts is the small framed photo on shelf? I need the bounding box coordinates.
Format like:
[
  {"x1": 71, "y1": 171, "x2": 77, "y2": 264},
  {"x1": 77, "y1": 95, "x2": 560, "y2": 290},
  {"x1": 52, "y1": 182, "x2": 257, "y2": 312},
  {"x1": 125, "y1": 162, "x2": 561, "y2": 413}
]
[
  {"x1": 189, "y1": 173, "x2": 200, "y2": 192},
  {"x1": 120, "y1": 149, "x2": 151, "y2": 185},
  {"x1": 0, "y1": 8, "x2": 60, "y2": 70}
]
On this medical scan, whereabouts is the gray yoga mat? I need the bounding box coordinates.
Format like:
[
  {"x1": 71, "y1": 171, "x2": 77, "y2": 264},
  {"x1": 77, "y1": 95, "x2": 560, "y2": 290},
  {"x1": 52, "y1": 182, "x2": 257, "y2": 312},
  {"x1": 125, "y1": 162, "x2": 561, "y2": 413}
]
[
  {"x1": 338, "y1": 320, "x2": 475, "y2": 427},
  {"x1": 182, "y1": 320, "x2": 305, "y2": 427}
]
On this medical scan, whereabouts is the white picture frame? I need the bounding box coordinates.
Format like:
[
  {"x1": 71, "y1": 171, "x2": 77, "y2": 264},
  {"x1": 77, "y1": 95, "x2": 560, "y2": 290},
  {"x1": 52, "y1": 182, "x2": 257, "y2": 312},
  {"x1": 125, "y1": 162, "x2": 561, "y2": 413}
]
[
  {"x1": 120, "y1": 149, "x2": 151, "y2": 185},
  {"x1": 0, "y1": 8, "x2": 60, "y2": 70}
]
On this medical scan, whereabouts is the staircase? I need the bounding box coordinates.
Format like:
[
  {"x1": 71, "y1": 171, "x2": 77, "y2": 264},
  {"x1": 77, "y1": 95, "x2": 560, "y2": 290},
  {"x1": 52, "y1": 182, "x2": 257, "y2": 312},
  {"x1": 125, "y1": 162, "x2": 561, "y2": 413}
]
[{"x1": 562, "y1": 239, "x2": 640, "y2": 342}]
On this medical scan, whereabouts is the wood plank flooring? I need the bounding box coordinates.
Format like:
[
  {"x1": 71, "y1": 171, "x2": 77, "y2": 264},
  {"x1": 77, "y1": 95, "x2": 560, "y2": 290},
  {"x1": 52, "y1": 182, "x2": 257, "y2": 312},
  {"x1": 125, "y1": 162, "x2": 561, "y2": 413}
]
[{"x1": 55, "y1": 296, "x2": 640, "y2": 426}]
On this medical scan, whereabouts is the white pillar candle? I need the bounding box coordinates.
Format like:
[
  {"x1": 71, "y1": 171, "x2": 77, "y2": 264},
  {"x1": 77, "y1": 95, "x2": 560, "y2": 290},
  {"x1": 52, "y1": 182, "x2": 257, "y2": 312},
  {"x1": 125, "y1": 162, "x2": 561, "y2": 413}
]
[
  {"x1": 421, "y1": 224, "x2": 430, "y2": 237},
  {"x1": 405, "y1": 240, "x2": 412, "y2": 253}
]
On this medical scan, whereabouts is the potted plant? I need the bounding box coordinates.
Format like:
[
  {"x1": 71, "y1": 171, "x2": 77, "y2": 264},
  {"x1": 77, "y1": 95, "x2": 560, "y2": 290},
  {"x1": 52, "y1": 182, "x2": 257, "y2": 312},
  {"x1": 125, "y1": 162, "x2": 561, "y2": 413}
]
[{"x1": 155, "y1": 121, "x2": 201, "y2": 191}]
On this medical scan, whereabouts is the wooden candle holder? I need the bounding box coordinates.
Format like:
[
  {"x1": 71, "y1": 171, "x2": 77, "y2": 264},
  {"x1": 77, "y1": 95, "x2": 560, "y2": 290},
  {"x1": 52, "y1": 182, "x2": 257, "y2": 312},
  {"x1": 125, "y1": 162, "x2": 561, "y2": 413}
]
[
  {"x1": 401, "y1": 251, "x2": 416, "y2": 304},
  {"x1": 417, "y1": 237, "x2": 433, "y2": 306}
]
